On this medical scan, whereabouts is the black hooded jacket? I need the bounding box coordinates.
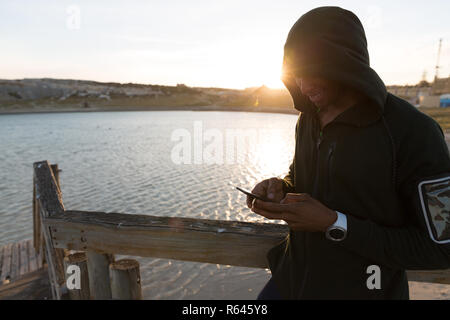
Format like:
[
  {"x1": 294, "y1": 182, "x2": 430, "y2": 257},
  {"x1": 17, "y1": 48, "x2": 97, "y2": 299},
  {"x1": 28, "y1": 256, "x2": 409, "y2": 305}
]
[{"x1": 267, "y1": 6, "x2": 450, "y2": 299}]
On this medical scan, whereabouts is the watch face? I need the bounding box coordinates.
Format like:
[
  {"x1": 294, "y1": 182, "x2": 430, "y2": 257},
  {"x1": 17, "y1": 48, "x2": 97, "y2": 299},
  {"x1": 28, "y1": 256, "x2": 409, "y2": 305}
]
[{"x1": 329, "y1": 228, "x2": 345, "y2": 240}]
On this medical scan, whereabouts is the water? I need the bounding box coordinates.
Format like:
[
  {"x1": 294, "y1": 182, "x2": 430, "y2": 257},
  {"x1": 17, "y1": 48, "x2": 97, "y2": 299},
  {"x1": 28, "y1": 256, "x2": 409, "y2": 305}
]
[{"x1": 0, "y1": 110, "x2": 297, "y2": 299}]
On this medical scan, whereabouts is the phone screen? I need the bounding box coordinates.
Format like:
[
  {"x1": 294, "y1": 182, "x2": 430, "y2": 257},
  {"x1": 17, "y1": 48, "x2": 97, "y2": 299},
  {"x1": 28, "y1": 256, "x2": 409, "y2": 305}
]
[{"x1": 235, "y1": 187, "x2": 267, "y2": 201}]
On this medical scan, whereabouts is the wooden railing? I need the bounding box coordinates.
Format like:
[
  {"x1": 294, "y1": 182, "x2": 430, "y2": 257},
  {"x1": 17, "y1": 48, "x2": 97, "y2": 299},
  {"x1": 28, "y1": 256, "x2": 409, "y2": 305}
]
[{"x1": 32, "y1": 160, "x2": 450, "y2": 300}]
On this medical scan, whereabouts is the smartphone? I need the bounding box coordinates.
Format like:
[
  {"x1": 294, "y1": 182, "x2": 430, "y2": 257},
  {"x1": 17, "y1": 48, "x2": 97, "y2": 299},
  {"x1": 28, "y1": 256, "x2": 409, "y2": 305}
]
[{"x1": 236, "y1": 187, "x2": 268, "y2": 201}]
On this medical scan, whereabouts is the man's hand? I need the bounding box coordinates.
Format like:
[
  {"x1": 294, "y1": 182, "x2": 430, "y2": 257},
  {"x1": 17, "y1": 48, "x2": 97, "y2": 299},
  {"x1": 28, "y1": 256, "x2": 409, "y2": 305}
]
[
  {"x1": 246, "y1": 177, "x2": 286, "y2": 208},
  {"x1": 251, "y1": 193, "x2": 337, "y2": 232}
]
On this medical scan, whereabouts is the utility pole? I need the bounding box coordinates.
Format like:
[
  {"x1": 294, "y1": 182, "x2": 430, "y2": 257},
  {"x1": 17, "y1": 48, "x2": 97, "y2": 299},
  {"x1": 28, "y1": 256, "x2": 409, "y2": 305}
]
[{"x1": 434, "y1": 38, "x2": 442, "y2": 82}]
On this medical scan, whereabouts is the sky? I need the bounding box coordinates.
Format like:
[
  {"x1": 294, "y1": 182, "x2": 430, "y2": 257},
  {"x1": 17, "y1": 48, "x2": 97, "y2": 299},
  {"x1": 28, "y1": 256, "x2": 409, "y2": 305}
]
[{"x1": 1, "y1": 0, "x2": 449, "y2": 89}]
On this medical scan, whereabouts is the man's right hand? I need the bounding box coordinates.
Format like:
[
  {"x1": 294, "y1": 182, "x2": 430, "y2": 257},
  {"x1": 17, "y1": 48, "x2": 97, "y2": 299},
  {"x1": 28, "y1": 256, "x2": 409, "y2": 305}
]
[{"x1": 246, "y1": 177, "x2": 286, "y2": 208}]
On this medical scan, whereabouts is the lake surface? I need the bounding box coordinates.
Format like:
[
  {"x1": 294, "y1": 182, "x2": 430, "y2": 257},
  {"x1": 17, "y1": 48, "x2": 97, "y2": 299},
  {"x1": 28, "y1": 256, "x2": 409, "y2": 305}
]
[{"x1": 0, "y1": 110, "x2": 297, "y2": 299}]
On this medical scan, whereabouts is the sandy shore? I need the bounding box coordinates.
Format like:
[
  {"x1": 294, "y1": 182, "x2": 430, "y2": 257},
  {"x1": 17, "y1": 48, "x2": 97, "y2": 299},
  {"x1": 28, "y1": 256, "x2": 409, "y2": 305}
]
[{"x1": 0, "y1": 104, "x2": 299, "y2": 116}]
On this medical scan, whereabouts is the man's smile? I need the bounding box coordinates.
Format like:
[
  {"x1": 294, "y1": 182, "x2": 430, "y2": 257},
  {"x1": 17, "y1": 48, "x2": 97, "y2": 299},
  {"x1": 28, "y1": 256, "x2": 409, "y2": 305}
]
[{"x1": 307, "y1": 91, "x2": 324, "y2": 104}]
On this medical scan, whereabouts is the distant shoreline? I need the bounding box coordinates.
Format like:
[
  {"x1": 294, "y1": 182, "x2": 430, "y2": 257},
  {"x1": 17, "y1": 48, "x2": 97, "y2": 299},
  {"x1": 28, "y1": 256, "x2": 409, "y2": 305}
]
[
  {"x1": 0, "y1": 105, "x2": 299, "y2": 116},
  {"x1": 1, "y1": 104, "x2": 449, "y2": 135}
]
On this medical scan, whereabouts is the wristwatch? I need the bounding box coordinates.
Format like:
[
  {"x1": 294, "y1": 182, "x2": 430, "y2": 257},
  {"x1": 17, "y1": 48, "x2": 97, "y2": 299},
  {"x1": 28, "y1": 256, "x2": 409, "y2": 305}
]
[{"x1": 325, "y1": 211, "x2": 347, "y2": 241}]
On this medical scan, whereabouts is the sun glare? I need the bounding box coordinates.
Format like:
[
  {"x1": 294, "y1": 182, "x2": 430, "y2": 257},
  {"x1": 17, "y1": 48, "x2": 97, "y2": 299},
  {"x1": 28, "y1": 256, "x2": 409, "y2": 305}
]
[
  {"x1": 249, "y1": 128, "x2": 291, "y2": 179},
  {"x1": 208, "y1": 40, "x2": 285, "y2": 89}
]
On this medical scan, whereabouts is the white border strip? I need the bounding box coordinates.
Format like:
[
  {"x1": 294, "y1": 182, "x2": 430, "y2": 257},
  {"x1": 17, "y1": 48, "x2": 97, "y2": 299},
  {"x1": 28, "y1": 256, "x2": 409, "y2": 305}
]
[{"x1": 418, "y1": 176, "x2": 450, "y2": 244}]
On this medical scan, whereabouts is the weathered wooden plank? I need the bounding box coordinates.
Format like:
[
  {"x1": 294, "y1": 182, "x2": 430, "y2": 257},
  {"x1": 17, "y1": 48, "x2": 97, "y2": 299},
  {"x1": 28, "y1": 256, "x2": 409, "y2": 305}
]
[
  {"x1": 45, "y1": 210, "x2": 288, "y2": 268},
  {"x1": 40, "y1": 213, "x2": 61, "y2": 299},
  {"x1": 36, "y1": 242, "x2": 44, "y2": 269},
  {"x1": 0, "y1": 243, "x2": 13, "y2": 284},
  {"x1": 33, "y1": 161, "x2": 66, "y2": 299},
  {"x1": 28, "y1": 240, "x2": 38, "y2": 272},
  {"x1": 33, "y1": 161, "x2": 64, "y2": 216},
  {"x1": 0, "y1": 268, "x2": 52, "y2": 300},
  {"x1": 43, "y1": 210, "x2": 450, "y2": 284},
  {"x1": 0, "y1": 239, "x2": 49, "y2": 285},
  {"x1": 10, "y1": 242, "x2": 20, "y2": 281},
  {"x1": 28, "y1": 238, "x2": 40, "y2": 269},
  {"x1": 50, "y1": 164, "x2": 60, "y2": 183},
  {"x1": 19, "y1": 240, "x2": 29, "y2": 276},
  {"x1": 407, "y1": 270, "x2": 450, "y2": 285},
  {"x1": 0, "y1": 245, "x2": 3, "y2": 276},
  {"x1": 38, "y1": 251, "x2": 43, "y2": 269},
  {"x1": 33, "y1": 179, "x2": 41, "y2": 253},
  {"x1": 0, "y1": 240, "x2": 42, "y2": 284},
  {"x1": 48, "y1": 163, "x2": 66, "y2": 286}
]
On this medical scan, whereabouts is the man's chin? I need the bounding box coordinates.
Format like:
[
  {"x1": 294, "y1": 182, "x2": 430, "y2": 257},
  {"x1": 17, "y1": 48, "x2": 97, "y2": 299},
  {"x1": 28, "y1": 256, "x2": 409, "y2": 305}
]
[
  {"x1": 308, "y1": 94, "x2": 328, "y2": 107},
  {"x1": 310, "y1": 100, "x2": 328, "y2": 109}
]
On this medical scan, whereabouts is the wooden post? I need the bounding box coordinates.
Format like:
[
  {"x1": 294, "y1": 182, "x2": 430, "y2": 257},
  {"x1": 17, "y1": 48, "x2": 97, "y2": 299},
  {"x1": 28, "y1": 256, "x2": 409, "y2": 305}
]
[
  {"x1": 49, "y1": 164, "x2": 66, "y2": 282},
  {"x1": 63, "y1": 252, "x2": 90, "y2": 300},
  {"x1": 32, "y1": 178, "x2": 41, "y2": 253},
  {"x1": 34, "y1": 165, "x2": 61, "y2": 254},
  {"x1": 50, "y1": 164, "x2": 60, "y2": 186},
  {"x1": 109, "y1": 259, "x2": 142, "y2": 300},
  {"x1": 33, "y1": 161, "x2": 66, "y2": 299},
  {"x1": 86, "y1": 251, "x2": 114, "y2": 299}
]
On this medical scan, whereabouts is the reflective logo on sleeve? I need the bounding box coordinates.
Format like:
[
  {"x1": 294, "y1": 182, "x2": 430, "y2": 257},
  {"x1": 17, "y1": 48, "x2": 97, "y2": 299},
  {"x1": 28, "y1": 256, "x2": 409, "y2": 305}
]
[{"x1": 418, "y1": 176, "x2": 450, "y2": 244}]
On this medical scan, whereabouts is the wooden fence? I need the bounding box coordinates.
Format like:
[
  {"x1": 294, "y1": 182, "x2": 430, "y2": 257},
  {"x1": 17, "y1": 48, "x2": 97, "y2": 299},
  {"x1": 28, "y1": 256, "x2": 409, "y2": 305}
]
[{"x1": 32, "y1": 160, "x2": 450, "y2": 300}]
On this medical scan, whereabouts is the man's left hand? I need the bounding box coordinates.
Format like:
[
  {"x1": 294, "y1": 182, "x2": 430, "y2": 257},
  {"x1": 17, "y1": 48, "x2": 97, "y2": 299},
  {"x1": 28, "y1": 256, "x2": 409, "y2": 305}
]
[{"x1": 251, "y1": 193, "x2": 337, "y2": 232}]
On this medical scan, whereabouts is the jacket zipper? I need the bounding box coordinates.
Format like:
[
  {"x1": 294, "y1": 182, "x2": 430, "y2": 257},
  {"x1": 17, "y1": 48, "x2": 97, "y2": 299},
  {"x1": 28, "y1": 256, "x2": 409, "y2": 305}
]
[
  {"x1": 312, "y1": 130, "x2": 336, "y2": 201},
  {"x1": 325, "y1": 143, "x2": 335, "y2": 201},
  {"x1": 312, "y1": 130, "x2": 323, "y2": 198}
]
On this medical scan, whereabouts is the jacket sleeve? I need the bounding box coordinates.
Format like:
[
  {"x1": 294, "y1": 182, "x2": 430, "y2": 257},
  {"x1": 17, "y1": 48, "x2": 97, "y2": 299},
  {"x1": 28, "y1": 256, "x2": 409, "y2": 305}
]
[
  {"x1": 282, "y1": 160, "x2": 296, "y2": 194},
  {"x1": 340, "y1": 117, "x2": 450, "y2": 270},
  {"x1": 282, "y1": 114, "x2": 301, "y2": 194}
]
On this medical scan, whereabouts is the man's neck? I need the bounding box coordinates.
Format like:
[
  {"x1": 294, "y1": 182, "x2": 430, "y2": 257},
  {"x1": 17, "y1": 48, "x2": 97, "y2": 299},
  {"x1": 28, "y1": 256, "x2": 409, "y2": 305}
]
[{"x1": 317, "y1": 89, "x2": 365, "y2": 129}]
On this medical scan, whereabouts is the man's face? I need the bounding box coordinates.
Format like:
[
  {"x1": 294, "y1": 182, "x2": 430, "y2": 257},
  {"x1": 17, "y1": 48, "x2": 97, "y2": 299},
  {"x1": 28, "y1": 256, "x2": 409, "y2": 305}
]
[{"x1": 295, "y1": 77, "x2": 341, "y2": 108}]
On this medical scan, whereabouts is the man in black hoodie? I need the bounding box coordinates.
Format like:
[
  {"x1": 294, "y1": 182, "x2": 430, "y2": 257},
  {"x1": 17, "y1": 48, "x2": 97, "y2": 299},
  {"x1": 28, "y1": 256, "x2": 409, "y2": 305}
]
[{"x1": 247, "y1": 7, "x2": 450, "y2": 299}]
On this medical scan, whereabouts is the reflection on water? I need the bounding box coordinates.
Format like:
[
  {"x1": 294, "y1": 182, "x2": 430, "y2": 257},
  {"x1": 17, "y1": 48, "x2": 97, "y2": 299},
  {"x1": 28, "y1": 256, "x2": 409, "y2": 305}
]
[{"x1": 0, "y1": 110, "x2": 297, "y2": 299}]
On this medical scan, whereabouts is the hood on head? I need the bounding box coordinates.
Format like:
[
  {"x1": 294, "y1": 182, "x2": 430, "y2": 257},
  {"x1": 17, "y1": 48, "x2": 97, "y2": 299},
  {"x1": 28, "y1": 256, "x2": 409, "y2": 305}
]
[{"x1": 282, "y1": 6, "x2": 387, "y2": 115}]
